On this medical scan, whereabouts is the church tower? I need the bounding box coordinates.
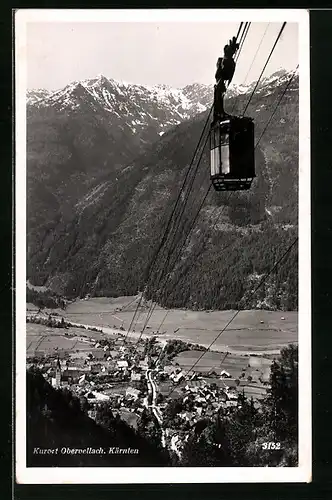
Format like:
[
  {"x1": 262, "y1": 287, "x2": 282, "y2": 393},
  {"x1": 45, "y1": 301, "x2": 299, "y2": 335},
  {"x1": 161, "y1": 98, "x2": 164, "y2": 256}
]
[{"x1": 55, "y1": 357, "x2": 61, "y2": 388}]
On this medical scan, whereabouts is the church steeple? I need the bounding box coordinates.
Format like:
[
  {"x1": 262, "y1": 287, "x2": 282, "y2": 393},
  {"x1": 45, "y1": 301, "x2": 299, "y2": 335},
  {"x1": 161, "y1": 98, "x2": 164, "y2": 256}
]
[{"x1": 55, "y1": 357, "x2": 61, "y2": 388}]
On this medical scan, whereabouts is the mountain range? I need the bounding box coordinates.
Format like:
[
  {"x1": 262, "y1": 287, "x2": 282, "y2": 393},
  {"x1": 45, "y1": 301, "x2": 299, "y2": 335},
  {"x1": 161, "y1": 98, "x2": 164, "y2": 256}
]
[
  {"x1": 27, "y1": 69, "x2": 299, "y2": 310},
  {"x1": 27, "y1": 70, "x2": 291, "y2": 140}
]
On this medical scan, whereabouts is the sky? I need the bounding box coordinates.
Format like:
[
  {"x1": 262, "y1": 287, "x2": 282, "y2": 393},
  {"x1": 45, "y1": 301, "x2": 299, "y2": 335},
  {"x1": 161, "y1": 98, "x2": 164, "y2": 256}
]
[{"x1": 26, "y1": 21, "x2": 298, "y2": 91}]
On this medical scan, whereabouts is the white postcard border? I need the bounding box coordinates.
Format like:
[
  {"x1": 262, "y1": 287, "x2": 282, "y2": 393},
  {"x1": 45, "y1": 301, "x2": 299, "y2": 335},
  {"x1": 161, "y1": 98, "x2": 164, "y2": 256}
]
[{"x1": 15, "y1": 8, "x2": 311, "y2": 484}]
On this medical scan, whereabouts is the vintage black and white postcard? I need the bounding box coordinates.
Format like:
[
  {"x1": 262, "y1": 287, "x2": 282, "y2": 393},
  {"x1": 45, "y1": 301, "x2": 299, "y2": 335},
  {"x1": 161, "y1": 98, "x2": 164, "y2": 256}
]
[{"x1": 15, "y1": 8, "x2": 311, "y2": 483}]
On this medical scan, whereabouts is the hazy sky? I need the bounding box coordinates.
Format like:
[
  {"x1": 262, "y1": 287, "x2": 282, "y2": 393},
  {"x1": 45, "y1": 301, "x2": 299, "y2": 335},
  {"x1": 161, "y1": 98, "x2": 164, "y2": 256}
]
[{"x1": 26, "y1": 21, "x2": 298, "y2": 90}]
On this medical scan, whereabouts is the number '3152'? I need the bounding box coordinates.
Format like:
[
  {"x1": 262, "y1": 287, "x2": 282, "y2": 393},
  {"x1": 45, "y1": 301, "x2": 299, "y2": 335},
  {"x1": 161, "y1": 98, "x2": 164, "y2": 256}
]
[{"x1": 262, "y1": 442, "x2": 281, "y2": 450}]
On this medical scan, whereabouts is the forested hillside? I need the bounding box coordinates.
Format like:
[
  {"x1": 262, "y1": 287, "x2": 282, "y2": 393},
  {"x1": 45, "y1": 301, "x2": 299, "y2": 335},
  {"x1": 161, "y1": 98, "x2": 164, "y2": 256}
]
[
  {"x1": 27, "y1": 71, "x2": 298, "y2": 311},
  {"x1": 27, "y1": 368, "x2": 168, "y2": 466}
]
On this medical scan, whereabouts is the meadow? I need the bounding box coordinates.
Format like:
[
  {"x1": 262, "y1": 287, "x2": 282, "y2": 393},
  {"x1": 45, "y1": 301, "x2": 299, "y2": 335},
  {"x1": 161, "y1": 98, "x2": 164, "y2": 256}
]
[
  {"x1": 26, "y1": 322, "x2": 118, "y2": 358},
  {"x1": 48, "y1": 296, "x2": 298, "y2": 355},
  {"x1": 173, "y1": 350, "x2": 248, "y2": 376}
]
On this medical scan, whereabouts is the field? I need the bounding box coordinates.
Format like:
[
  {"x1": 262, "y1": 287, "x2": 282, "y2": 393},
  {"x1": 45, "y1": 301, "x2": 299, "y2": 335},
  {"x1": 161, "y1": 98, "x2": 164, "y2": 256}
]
[
  {"x1": 173, "y1": 350, "x2": 249, "y2": 377},
  {"x1": 36, "y1": 295, "x2": 298, "y2": 355},
  {"x1": 101, "y1": 384, "x2": 128, "y2": 396},
  {"x1": 173, "y1": 349, "x2": 271, "y2": 393},
  {"x1": 26, "y1": 322, "x2": 119, "y2": 358},
  {"x1": 241, "y1": 384, "x2": 267, "y2": 401}
]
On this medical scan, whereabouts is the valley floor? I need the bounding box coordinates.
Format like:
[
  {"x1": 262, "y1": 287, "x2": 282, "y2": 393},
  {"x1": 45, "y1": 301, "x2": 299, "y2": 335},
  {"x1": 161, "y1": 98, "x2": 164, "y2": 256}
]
[
  {"x1": 25, "y1": 295, "x2": 298, "y2": 465},
  {"x1": 27, "y1": 295, "x2": 297, "y2": 355}
]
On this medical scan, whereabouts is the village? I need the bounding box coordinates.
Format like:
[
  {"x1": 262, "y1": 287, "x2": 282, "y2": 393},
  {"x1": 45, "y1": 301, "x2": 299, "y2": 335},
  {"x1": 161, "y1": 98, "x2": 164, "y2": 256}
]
[{"x1": 26, "y1": 309, "x2": 271, "y2": 457}]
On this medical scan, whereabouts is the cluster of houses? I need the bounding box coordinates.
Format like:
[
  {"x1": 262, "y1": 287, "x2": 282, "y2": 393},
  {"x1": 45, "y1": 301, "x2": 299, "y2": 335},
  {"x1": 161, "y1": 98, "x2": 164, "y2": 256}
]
[
  {"x1": 27, "y1": 334, "x2": 159, "y2": 426},
  {"x1": 27, "y1": 316, "x2": 271, "y2": 458},
  {"x1": 159, "y1": 377, "x2": 241, "y2": 457}
]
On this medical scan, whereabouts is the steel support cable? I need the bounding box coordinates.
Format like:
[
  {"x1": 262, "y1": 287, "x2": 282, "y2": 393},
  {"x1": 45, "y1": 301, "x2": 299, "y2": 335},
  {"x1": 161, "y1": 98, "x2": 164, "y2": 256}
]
[
  {"x1": 146, "y1": 106, "x2": 213, "y2": 279},
  {"x1": 166, "y1": 237, "x2": 298, "y2": 398},
  {"x1": 59, "y1": 68, "x2": 297, "y2": 363},
  {"x1": 74, "y1": 67, "x2": 299, "y2": 356},
  {"x1": 234, "y1": 22, "x2": 248, "y2": 63},
  {"x1": 125, "y1": 292, "x2": 145, "y2": 341},
  {"x1": 158, "y1": 176, "x2": 212, "y2": 297},
  {"x1": 139, "y1": 298, "x2": 158, "y2": 336},
  {"x1": 126, "y1": 289, "x2": 157, "y2": 342},
  {"x1": 154, "y1": 129, "x2": 210, "y2": 285},
  {"x1": 153, "y1": 188, "x2": 225, "y2": 320},
  {"x1": 169, "y1": 192, "x2": 233, "y2": 278},
  {"x1": 134, "y1": 184, "x2": 213, "y2": 351},
  {"x1": 242, "y1": 22, "x2": 287, "y2": 117},
  {"x1": 231, "y1": 23, "x2": 270, "y2": 115},
  {"x1": 159, "y1": 20, "x2": 245, "y2": 272},
  {"x1": 57, "y1": 296, "x2": 139, "y2": 317},
  {"x1": 156, "y1": 184, "x2": 213, "y2": 316},
  {"x1": 127, "y1": 300, "x2": 158, "y2": 351},
  {"x1": 138, "y1": 195, "x2": 233, "y2": 344},
  {"x1": 243, "y1": 23, "x2": 270, "y2": 85},
  {"x1": 132, "y1": 184, "x2": 225, "y2": 354},
  {"x1": 154, "y1": 339, "x2": 168, "y2": 367},
  {"x1": 125, "y1": 108, "x2": 213, "y2": 341},
  {"x1": 236, "y1": 22, "x2": 245, "y2": 42},
  {"x1": 159, "y1": 21, "x2": 250, "y2": 281},
  {"x1": 141, "y1": 301, "x2": 158, "y2": 336},
  {"x1": 159, "y1": 108, "x2": 212, "y2": 247},
  {"x1": 254, "y1": 65, "x2": 299, "y2": 149},
  {"x1": 128, "y1": 301, "x2": 158, "y2": 363},
  {"x1": 121, "y1": 296, "x2": 139, "y2": 311},
  {"x1": 141, "y1": 21, "x2": 249, "y2": 335},
  {"x1": 129, "y1": 179, "x2": 213, "y2": 368},
  {"x1": 124, "y1": 22, "x2": 244, "y2": 343},
  {"x1": 156, "y1": 309, "x2": 169, "y2": 334},
  {"x1": 143, "y1": 195, "x2": 235, "y2": 334},
  {"x1": 235, "y1": 22, "x2": 251, "y2": 63},
  {"x1": 154, "y1": 125, "x2": 212, "y2": 288},
  {"x1": 141, "y1": 21, "x2": 244, "y2": 296},
  {"x1": 131, "y1": 304, "x2": 145, "y2": 332},
  {"x1": 160, "y1": 189, "x2": 231, "y2": 300}
]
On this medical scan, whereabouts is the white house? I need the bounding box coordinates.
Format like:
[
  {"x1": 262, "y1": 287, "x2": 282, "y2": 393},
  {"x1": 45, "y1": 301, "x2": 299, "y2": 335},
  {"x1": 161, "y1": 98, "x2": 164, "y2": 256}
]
[
  {"x1": 117, "y1": 360, "x2": 129, "y2": 370},
  {"x1": 126, "y1": 387, "x2": 141, "y2": 400},
  {"x1": 172, "y1": 371, "x2": 185, "y2": 383}
]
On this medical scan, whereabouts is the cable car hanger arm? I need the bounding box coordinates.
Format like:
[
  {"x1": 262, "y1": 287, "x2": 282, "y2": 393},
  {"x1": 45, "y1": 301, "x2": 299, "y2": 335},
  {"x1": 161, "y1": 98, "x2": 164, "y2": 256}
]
[{"x1": 213, "y1": 36, "x2": 239, "y2": 123}]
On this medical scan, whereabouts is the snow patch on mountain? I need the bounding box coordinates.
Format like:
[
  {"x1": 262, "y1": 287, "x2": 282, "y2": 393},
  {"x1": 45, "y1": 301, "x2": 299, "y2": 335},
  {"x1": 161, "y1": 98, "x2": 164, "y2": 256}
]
[
  {"x1": 26, "y1": 68, "x2": 297, "y2": 139},
  {"x1": 26, "y1": 88, "x2": 51, "y2": 105},
  {"x1": 75, "y1": 181, "x2": 110, "y2": 215}
]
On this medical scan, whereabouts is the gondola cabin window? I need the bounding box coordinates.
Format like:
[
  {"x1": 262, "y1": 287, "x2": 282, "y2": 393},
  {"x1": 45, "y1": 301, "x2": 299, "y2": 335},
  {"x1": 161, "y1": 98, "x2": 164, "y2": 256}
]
[
  {"x1": 210, "y1": 123, "x2": 220, "y2": 177},
  {"x1": 220, "y1": 127, "x2": 230, "y2": 175},
  {"x1": 210, "y1": 120, "x2": 230, "y2": 177}
]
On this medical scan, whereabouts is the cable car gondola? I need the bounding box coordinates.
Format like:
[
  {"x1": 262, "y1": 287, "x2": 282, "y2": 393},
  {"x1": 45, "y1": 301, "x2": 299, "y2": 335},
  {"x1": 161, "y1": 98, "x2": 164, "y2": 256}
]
[
  {"x1": 210, "y1": 115, "x2": 255, "y2": 191},
  {"x1": 210, "y1": 36, "x2": 255, "y2": 192}
]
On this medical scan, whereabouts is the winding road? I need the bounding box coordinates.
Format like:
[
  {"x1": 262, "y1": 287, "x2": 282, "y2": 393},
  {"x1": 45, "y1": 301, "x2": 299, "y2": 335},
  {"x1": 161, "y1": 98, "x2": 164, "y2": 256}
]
[
  {"x1": 146, "y1": 369, "x2": 163, "y2": 425},
  {"x1": 146, "y1": 369, "x2": 166, "y2": 447}
]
